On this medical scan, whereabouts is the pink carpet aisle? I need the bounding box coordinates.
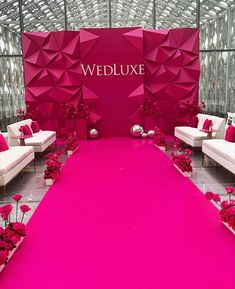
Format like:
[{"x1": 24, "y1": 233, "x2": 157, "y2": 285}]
[{"x1": 1, "y1": 138, "x2": 235, "y2": 289}]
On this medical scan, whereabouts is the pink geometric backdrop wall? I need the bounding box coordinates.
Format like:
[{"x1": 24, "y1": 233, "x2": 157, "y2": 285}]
[{"x1": 22, "y1": 27, "x2": 200, "y2": 136}]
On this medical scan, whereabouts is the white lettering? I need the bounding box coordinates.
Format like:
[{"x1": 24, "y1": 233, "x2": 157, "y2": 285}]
[
  {"x1": 96, "y1": 65, "x2": 103, "y2": 76},
  {"x1": 81, "y1": 64, "x2": 96, "y2": 76},
  {"x1": 104, "y1": 65, "x2": 113, "y2": 76},
  {"x1": 81, "y1": 64, "x2": 145, "y2": 76}
]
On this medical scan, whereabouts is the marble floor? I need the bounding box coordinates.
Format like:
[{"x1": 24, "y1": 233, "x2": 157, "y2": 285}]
[{"x1": 0, "y1": 139, "x2": 234, "y2": 227}]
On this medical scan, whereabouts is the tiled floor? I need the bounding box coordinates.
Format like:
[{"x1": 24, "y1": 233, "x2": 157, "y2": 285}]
[{"x1": 0, "y1": 139, "x2": 234, "y2": 227}]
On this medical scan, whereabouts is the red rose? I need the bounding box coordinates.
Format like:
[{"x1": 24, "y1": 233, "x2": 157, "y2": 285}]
[
  {"x1": 20, "y1": 205, "x2": 31, "y2": 213},
  {"x1": 226, "y1": 186, "x2": 234, "y2": 195},
  {"x1": 12, "y1": 194, "x2": 22, "y2": 202},
  {"x1": 0, "y1": 250, "x2": 8, "y2": 266}
]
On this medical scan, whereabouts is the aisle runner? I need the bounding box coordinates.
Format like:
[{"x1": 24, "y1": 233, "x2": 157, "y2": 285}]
[{"x1": 1, "y1": 138, "x2": 235, "y2": 289}]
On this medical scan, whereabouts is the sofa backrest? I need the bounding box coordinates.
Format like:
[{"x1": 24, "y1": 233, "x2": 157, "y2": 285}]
[
  {"x1": 7, "y1": 119, "x2": 32, "y2": 146},
  {"x1": 197, "y1": 113, "x2": 225, "y2": 139}
]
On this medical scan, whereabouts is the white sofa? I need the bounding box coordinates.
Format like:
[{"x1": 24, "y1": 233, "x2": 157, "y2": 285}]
[
  {"x1": 7, "y1": 119, "x2": 56, "y2": 153},
  {"x1": 174, "y1": 113, "x2": 225, "y2": 147},
  {"x1": 0, "y1": 146, "x2": 35, "y2": 187},
  {"x1": 202, "y1": 139, "x2": 235, "y2": 174},
  {"x1": 202, "y1": 113, "x2": 235, "y2": 174}
]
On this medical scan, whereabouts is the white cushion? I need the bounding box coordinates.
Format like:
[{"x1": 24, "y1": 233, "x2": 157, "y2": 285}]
[
  {"x1": 24, "y1": 131, "x2": 56, "y2": 147},
  {"x1": 175, "y1": 126, "x2": 208, "y2": 141},
  {"x1": 0, "y1": 146, "x2": 34, "y2": 176},
  {"x1": 203, "y1": 139, "x2": 235, "y2": 164}
]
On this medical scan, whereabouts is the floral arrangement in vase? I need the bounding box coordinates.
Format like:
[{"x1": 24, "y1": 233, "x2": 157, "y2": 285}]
[
  {"x1": 171, "y1": 148, "x2": 193, "y2": 177},
  {"x1": 66, "y1": 131, "x2": 78, "y2": 155},
  {"x1": 61, "y1": 103, "x2": 78, "y2": 120},
  {"x1": 153, "y1": 127, "x2": 166, "y2": 150},
  {"x1": 0, "y1": 194, "x2": 31, "y2": 268},
  {"x1": 77, "y1": 103, "x2": 89, "y2": 119},
  {"x1": 205, "y1": 186, "x2": 235, "y2": 233},
  {"x1": 173, "y1": 138, "x2": 183, "y2": 154},
  {"x1": 17, "y1": 108, "x2": 38, "y2": 121},
  {"x1": 139, "y1": 98, "x2": 159, "y2": 117},
  {"x1": 44, "y1": 151, "x2": 62, "y2": 185}
]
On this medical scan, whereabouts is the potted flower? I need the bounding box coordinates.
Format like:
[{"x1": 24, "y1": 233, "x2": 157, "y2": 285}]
[
  {"x1": 0, "y1": 194, "x2": 31, "y2": 272},
  {"x1": 66, "y1": 131, "x2": 78, "y2": 156},
  {"x1": 153, "y1": 127, "x2": 166, "y2": 150},
  {"x1": 44, "y1": 151, "x2": 62, "y2": 186},
  {"x1": 171, "y1": 148, "x2": 193, "y2": 177},
  {"x1": 205, "y1": 186, "x2": 235, "y2": 234}
]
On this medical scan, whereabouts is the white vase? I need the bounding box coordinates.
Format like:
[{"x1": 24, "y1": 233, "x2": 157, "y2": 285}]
[
  {"x1": 154, "y1": 144, "x2": 166, "y2": 151},
  {"x1": 45, "y1": 178, "x2": 54, "y2": 186},
  {"x1": 0, "y1": 238, "x2": 24, "y2": 273},
  {"x1": 174, "y1": 164, "x2": 192, "y2": 177}
]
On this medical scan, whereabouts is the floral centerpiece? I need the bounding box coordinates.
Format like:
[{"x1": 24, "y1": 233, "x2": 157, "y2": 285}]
[
  {"x1": 66, "y1": 131, "x2": 78, "y2": 155},
  {"x1": 0, "y1": 194, "x2": 31, "y2": 270},
  {"x1": 17, "y1": 108, "x2": 38, "y2": 121},
  {"x1": 44, "y1": 151, "x2": 62, "y2": 185},
  {"x1": 139, "y1": 98, "x2": 159, "y2": 131},
  {"x1": 171, "y1": 148, "x2": 193, "y2": 177},
  {"x1": 205, "y1": 186, "x2": 235, "y2": 234},
  {"x1": 153, "y1": 127, "x2": 166, "y2": 150},
  {"x1": 172, "y1": 138, "x2": 183, "y2": 154}
]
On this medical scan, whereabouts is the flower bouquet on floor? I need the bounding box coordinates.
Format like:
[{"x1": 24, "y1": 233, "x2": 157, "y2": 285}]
[
  {"x1": 173, "y1": 138, "x2": 184, "y2": 154},
  {"x1": 153, "y1": 127, "x2": 166, "y2": 151},
  {"x1": 171, "y1": 148, "x2": 193, "y2": 177},
  {"x1": 205, "y1": 186, "x2": 235, "y2": 234},
  {"x1": 66, "y1": 131, "x2": 78, "y2": 156},
  {"x1": 0, "y1": 194, "x2": 31, "y2": 272},
  {"x1": 44, "y1": 151, "x2": 62, "y2": 186}
]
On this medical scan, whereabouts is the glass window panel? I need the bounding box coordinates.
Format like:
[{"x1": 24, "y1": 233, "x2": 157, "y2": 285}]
[
  {"x1": 0, "y1": 56, "x2": 25, "y2": 130},
  {"x1": 200, "y1": 51, "x2": 235, "y2": 115}
]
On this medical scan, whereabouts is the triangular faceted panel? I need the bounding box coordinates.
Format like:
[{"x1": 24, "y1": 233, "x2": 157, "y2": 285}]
[
  {"x1": 128, "y1": 84, "x2": 144, "y2": 105},
  {"x1": 83, "y1": 85, "x2": 99, "y2": 105},
  {"x1": 123, "y1": 27, "x2": 143, "y2": 52},
  {"x1": 80, "y1": 29, "x2": 100, "y2": 58}
]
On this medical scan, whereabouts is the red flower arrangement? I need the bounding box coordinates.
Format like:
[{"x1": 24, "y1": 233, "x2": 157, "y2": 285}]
[
  {"x1": 0, "y1": 194, "x2": 31, "y2": 267},
  {"x1": 205, "y1": 186, "x2": 235, "y2": 232},
  {"x1": 173, "y1": 138, "x2": 183, "y2": 153},
  {"x1": 17, "y1": 108, "x2": 38, "y2": 121},
  {"x1": 62, "y1": 103, "x2": 90, "y2": 120},
  {"x1": 44, "y1": 151, "x2": 62, "y2": 180},
  {"x1": 153, "y1": 127, "x2": 166, "y2": 147},
  {"x1": 139, "y1": 98, "x2": 159, "y2": 118},
  {"x1": 66, "y1": 131, "x2": 78, "y2": 152},
  {"x1": 171, "y1": 148, "x2": 193, "y2": 174}
]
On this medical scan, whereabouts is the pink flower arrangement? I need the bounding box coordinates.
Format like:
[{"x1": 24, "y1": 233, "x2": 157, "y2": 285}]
[
  {"x1": 171, "y1": 148, "x2": 193, "y2": 173},
  {"x1": 139, "y1": 98, "x2": 159, "y2": 118},
  {"x1": 44, "y1": 151, "x2": 62, "y2": 180},
  {"x1": 0, "y1": 195, "x2": 31, "y2": 266},
  {"x1": 153, "y1": 127, "x2": 166, "y2": 147},
  {"x1": 66, "y1": 131, "x2": 78, "y2": 152},
  {"x1": 205, "y1": 186, "x2": 235, "y2": 231}
]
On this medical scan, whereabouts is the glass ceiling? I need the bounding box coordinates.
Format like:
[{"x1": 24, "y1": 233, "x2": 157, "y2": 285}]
[{"x1": 0, "y1": 0, "x2": 234, "y2": 34}]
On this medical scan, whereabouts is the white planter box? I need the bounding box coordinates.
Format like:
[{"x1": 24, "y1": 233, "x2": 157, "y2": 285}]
[
  {"x1": 0, "y1": 237, "x2": 24, "y2": 273},
  {"x1": 174, "y1": 164, "x2": 192, "y2": 177},
  {"x1": 45, "y1": 178, "x2": 54, "y2": 186},
  {"x1": 67, "y1": 147, "x2": 78, "y2": 156},
  {"x1": 154, "y1": 144, "x2": 166, "y2": 151},
  {"x1": 222, "y1": 221, "x2": 235, "y2": 235}
]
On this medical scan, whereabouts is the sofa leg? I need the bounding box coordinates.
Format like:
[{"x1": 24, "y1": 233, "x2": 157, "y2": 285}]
[
  {"x1": 0, "y1": 185, "x2": 6, "y2": 194},
  {"x1": 33, "y1": 159, "x2": 36, "y2": 172},
  {"x1": 202, "y1": 152, "x2": 205, "y2": 167}
]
